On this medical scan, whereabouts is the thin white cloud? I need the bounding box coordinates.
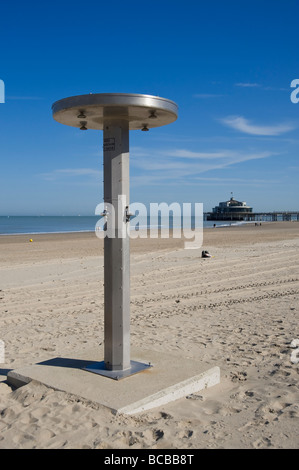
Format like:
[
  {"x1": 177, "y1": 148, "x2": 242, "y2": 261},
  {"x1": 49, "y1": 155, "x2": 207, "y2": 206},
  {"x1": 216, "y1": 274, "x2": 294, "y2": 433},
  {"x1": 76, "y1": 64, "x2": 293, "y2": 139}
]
[
  {"x1": 55, "y1": 168, "x2": 99, "y2": 176},
  {"x1": 163, "y1": 148, "x2": 273, "y2": 162},
  {"x1": 220, "y1": 116, "x2": 295, "y2": 136},
  {"x1": 194, "y1": 94, "x2": 225, "y2": 99},
  {"x1": 189, "y1": 177, "x2": 280, "y2": 187},
  {"x1": 235, "y1": 83, "x2": 288, "y2": 92},
  {"x1": 131, "y1": 148, "x2": 274, "y2": 184},
  {"x1": 40, "y1": 149, "x2": 277, "y2": 189},
  {"x1": 263, "y1": 86, "x2": 289, "y2": 92},
  {"x1": 41, "y1": 168, "x2": 101, "y2": 181},
  {"x1": 168, "y1": 149, "x2": 235, "y2": 159},
  {"x1": 6, "y1": 96, "x2": 44, "y2": 100},
  {"x1": 235, "y1": 83, "x2": 261, "y2": 88},
  {"x1": 130, "y1": 146, "x2": 153, "y2": 158},
  {"x1": 194, "y1": 177, "x2": 279, "y2": 183}
]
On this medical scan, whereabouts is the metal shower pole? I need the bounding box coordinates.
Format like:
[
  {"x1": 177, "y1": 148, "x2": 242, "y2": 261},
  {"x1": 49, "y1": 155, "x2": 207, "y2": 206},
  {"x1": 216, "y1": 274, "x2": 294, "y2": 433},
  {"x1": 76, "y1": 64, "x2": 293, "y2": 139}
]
[{"x1": 52, "y1": 93, "x2": 178, "y2": 379}]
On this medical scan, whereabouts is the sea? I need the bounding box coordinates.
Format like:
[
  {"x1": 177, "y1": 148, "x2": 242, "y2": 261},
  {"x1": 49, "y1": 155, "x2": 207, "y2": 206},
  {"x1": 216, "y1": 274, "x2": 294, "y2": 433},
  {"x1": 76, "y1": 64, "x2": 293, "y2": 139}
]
[{"x1": 0, "y1": 215, "x2": 254, "y2": 236}]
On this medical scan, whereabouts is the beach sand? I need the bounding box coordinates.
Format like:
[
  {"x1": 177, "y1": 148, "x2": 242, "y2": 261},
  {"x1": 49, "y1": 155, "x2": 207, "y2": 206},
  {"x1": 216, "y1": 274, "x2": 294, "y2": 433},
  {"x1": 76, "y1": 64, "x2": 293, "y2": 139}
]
[{"x1": 0, "y1": 222, "x2": 298, "y2": 449}]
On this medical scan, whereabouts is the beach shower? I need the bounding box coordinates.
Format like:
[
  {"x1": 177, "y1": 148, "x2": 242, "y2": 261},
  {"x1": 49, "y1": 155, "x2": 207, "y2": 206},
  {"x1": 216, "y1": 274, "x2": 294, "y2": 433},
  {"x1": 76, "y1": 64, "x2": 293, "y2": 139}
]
[{"x1": 52, "y1": 93, "x2": 178, "y2": 379}]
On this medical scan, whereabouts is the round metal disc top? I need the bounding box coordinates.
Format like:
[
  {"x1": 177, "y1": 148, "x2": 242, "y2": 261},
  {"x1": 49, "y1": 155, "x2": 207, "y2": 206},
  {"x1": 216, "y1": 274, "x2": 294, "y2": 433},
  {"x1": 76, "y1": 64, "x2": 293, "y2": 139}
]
[{"x1": 52, "y1": 93, "x2": 178, "y2": 131}]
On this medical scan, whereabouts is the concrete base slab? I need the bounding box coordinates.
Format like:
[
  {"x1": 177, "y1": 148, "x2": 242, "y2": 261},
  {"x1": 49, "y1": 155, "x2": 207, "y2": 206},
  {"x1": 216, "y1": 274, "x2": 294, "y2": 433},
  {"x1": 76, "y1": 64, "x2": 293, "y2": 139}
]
[{"x1": 7, "y1": 348, "x2": 220, "y2": 415}]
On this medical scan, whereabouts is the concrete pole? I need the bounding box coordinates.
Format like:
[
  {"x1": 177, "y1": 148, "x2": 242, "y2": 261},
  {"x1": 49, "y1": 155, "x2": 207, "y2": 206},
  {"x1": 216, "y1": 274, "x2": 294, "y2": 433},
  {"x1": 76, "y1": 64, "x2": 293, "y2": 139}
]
[{"x1": 103, "y1": 120, "x2": 130, "y2": 371}]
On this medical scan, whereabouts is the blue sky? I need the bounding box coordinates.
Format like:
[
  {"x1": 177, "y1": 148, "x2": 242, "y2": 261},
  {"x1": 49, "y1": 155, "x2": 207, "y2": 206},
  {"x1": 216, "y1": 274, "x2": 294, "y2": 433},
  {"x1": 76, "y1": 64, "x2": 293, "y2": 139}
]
[{"x1": 0, "y1": 0, "x2": 298, "y2": 215}]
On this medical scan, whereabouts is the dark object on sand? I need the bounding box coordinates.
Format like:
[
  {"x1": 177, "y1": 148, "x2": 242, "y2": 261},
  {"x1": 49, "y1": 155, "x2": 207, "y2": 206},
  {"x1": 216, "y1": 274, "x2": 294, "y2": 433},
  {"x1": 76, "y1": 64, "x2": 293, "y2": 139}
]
[{"x1": 202, "y1": 250, "x2": 212, "y2": 258}]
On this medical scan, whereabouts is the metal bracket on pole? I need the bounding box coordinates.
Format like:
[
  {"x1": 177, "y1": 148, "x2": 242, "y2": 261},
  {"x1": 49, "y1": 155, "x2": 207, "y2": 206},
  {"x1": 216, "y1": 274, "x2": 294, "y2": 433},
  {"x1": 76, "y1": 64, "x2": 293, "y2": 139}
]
[{"x1": 125, "y1": 206, "x2": 134, "y2": 223}]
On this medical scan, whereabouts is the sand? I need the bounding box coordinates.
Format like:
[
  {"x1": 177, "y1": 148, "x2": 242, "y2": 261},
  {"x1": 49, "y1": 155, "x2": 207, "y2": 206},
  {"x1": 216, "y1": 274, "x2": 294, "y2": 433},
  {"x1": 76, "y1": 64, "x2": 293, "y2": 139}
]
[{"x1": 0, "y1": 222, "x2": 298, "y2": 449}]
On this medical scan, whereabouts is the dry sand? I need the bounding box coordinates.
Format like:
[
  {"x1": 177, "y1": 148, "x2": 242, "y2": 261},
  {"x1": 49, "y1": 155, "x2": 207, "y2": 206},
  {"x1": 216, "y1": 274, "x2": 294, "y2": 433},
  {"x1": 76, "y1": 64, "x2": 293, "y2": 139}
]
[{"x1": 0, "y1": 222, "x2": 298, "y2": 449}]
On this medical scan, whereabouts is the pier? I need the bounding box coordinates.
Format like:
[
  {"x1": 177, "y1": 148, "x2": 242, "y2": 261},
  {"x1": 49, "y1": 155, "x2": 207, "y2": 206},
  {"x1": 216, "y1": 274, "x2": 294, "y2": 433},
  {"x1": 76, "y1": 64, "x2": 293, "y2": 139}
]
[{"x1": 205, "y1": 211, "x2": 299, "y2": 222}]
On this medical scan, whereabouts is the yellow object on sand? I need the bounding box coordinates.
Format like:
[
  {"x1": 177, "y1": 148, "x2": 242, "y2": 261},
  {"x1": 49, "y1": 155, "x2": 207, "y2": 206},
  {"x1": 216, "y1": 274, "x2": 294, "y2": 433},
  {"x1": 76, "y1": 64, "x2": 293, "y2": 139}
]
[{"x1": 29, "y1": 239, "x2": 33, "y2": 242}]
